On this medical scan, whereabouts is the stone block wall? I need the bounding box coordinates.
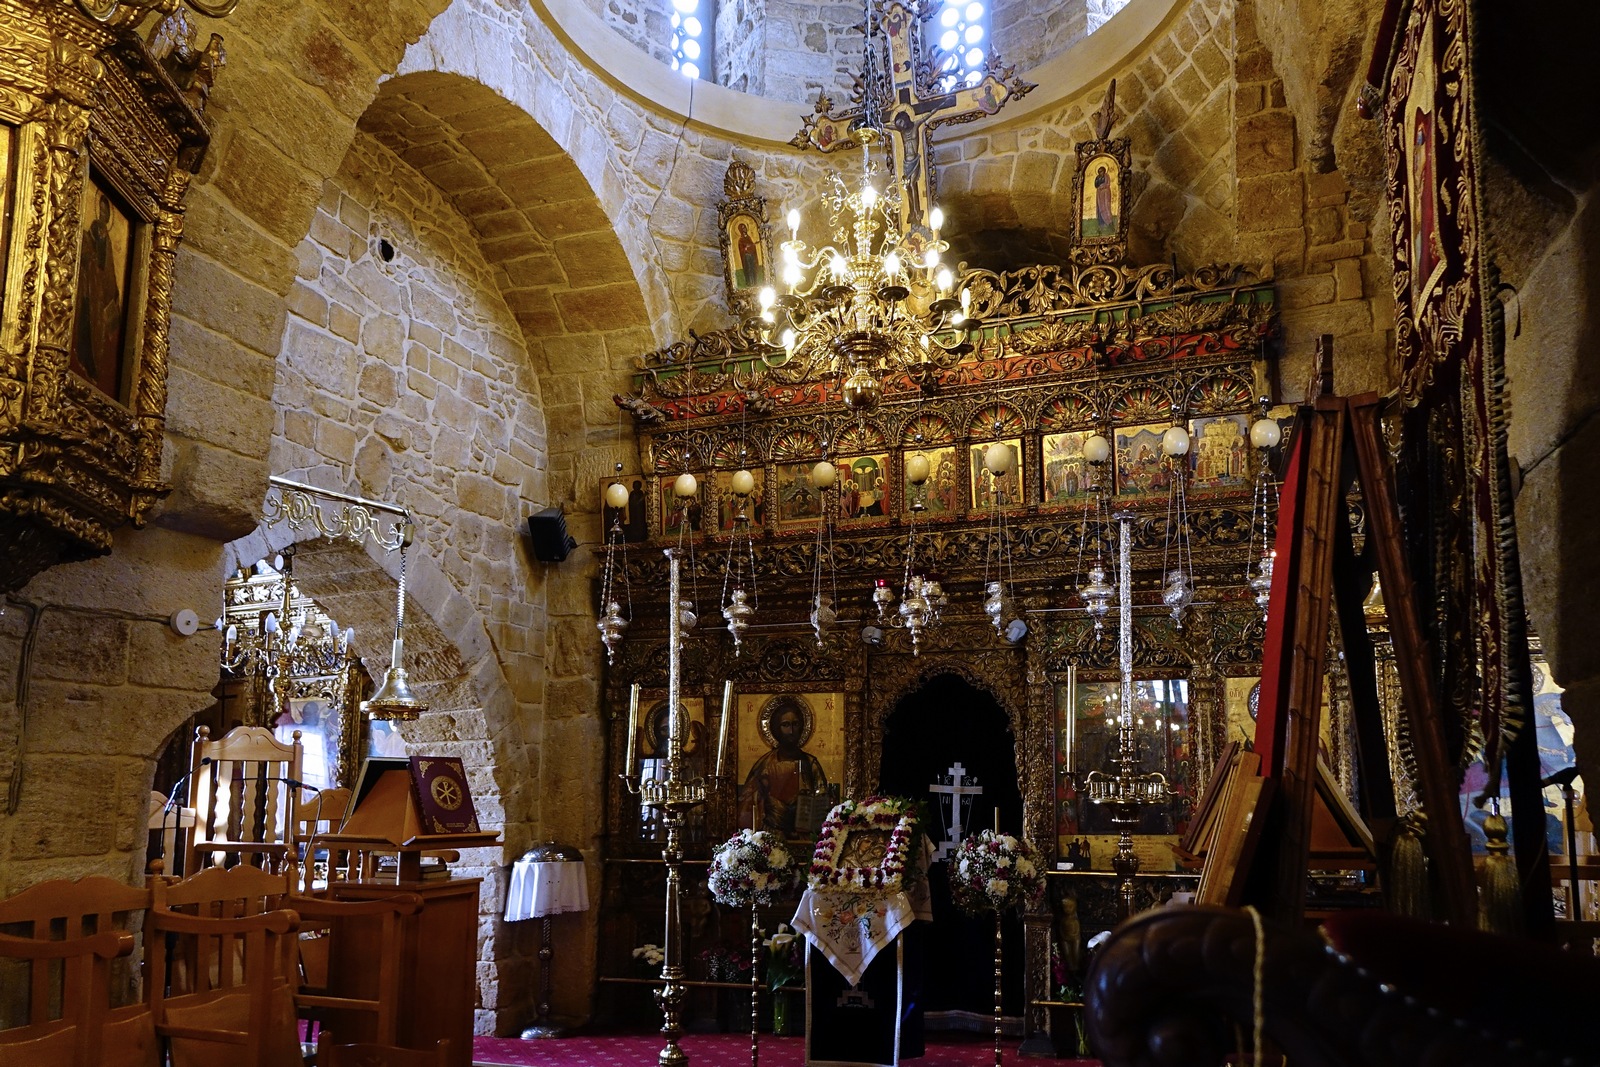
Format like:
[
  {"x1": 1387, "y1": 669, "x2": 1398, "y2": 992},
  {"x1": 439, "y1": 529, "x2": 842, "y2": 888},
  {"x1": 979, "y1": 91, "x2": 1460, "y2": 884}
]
[
  {"x1": 935, "y1": 0, "x2": 1394, "y2": 400},
  {"x1": 993, "y1": 0, "x2": 1088, "y2": 77},
  {"x1": 0, "y1": 527, "x2": 228, "y2": 893},
  {"x1": 714, "y1": 0, "x2": 765, "y2": 92},
  {"x1": 270, "y1": 129, "x2": 549, "y2": 1032}
]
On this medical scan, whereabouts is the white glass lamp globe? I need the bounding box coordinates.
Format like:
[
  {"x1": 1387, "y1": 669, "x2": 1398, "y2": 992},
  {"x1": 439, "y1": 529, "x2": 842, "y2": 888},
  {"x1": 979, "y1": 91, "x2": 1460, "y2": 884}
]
[
  {"x1": 730, "y1": 469, "x2": 755, "y2": 495},
  {"x1": 984, "y1": 442, "x2": 1016, "y2": 476},
  {"x1": 906, "y1": 453, "x2": 931, "y2": 485},
  {"x1": 811, "y1": 460, "x2": 837, "y2": 489},
  {"x1": 604, "y1": 482, "x2": 629, "y2": 509},
  {"x1": 1162, "y1": 426, "x2": 1191, "y2": 457},
  {"x1": 673, "y1": 472, "x2": 699, "y2": 497},
  {"x1": 1083, "y1": 434, "x2": 1111, "y2": 464},
  {"x1": 1250, "y1": 417, "x2": 1283, "y2": 449}
]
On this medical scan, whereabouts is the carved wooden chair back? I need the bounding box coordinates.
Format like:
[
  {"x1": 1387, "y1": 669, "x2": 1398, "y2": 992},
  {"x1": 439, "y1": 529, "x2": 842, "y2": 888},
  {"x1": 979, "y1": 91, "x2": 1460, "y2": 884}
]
[
  {"x1": 317, "y1": 1037, "x2": 451, "y2": 1066},
  {"x1": 184, "y1": 725, "x2": 304, "y2": 885},
  {"x1": 0, "y1": 876, "x2": 158, "y2": 1067},
  {"x1": 145, "y1": 865, "x2": 302, "y2": 1067},
  {"x1": 147, "y1": 789, "x2": 196, "y2": 877},
  {"x1": 294, "y1": 786, "x2": 352, "y2": 890}
]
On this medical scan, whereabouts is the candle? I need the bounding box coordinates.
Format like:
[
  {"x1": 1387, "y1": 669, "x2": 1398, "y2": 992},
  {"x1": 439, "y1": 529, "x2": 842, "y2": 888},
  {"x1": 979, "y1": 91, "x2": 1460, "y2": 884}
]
[
  {"x1": 625, "y1": 683, "x2": 640, "y2": 777},
  {"x1": 716, "y1": 680, "x2": 733, "y2": 778},
  {"x1": 994, "y1": 808, "x2": 1000, "y2": 835}
]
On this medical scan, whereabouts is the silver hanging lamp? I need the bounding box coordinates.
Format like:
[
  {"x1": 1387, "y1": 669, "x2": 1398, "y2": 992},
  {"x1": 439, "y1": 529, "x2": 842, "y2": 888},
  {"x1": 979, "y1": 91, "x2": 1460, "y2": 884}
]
[{"x1": 362, "y1": 520, "x2": 428, "y2": 721}]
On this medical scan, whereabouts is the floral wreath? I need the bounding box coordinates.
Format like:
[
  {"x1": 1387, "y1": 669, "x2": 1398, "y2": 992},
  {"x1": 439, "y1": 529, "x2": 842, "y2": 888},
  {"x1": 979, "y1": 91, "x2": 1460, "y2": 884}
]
[
  {"x1": 708, "y1": 829, "x2": 801, "y2": 907},
  {"x1": 948, "y1": 829, "x2": 1045, "y2": 915},
  {"x1": 808, "y1": 795, "x2": 921, "y2": 895}
]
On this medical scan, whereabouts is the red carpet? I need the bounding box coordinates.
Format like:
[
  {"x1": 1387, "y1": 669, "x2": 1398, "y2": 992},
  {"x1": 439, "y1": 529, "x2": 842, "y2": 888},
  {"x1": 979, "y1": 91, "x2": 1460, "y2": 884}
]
[{"x1": 472, "y1": 1032, "x2": 1097, "y2": 1066}]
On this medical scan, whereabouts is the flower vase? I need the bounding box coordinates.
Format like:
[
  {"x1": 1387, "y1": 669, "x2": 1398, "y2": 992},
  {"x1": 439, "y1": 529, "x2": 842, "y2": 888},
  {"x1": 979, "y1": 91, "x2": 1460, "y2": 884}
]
[{"x1": 772, "y1": 989, "x2": 802, "y2": 1036}]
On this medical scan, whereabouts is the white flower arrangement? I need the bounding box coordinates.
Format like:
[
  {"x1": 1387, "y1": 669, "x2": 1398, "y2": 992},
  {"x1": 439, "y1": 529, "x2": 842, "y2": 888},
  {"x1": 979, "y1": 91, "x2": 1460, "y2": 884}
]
[
  {"x1": 708, "y1": 828, "x2": 802, "y2": 906},
  {"x1": 632, "y1": 943, "x2": 665, "y2": 967},
  {"x1": 808, "y1": 796, "x2": 920, "y2": 895},
  {"x1": 948, "y1": 829, "x2": 1046, "y2": 914}
]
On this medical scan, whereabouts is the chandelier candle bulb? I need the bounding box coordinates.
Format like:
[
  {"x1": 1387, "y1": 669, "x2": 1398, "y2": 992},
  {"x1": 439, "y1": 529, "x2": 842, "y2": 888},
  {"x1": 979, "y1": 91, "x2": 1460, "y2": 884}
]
[
  {"x1": 1251, "y1": 417, "x2": 1282, "y2": 449},
  {"x1": 716, "y1": 680, "x2": 733, "y2": 778},
  {"x1": 1162, "y1": 426, "x2": 1191, "y2": 457},
  {"x1": 930, "y1": 207, "x2": 944, "y2": 231},
  {"x1": 673, "y1": 472, "x2": 698, "y2": 498},
  {"x1": 1083, "y1": 434, "x2": 1111, "y2": 464},
  {"x1": 906, "y1": 453, "x2": 931, "y2": 485},
  {"x1": 787, "y1": 208, "x2": 800, "y2": 235},
  {"x1": 984, "y1": 442, "x2": 1016, "y2": 476},
  {"x1": 731, "y1": 469, "x2": 755, "y2": 496},
  {"x1": 605, "y1": 482, "x2": 629, "y2": 509},
  {"x1": 811, "y1": 460, "x2": 837, "y2": 489}
]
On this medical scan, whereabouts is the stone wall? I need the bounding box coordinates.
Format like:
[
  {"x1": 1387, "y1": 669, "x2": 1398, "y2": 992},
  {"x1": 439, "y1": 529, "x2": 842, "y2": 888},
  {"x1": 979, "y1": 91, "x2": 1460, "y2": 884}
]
[
  {"x1": 714, "y1": 0, "x2": 765, "y2": 92},
  {"x1": 935, "y1": 0, "x2": 1394, "y2": 399},
  {"x1": 0, "y1": 528, "x2": 225, "y2": 894},
  {"x1": 263, "y1": 128, "x2": 548, "y2": 1031},
  {"x1": 993, "y1": 0, "x2": 1087, "y2": 77},
  {"x1": 1497, "y1": 175, "x2": 1600, "y2": 824}
]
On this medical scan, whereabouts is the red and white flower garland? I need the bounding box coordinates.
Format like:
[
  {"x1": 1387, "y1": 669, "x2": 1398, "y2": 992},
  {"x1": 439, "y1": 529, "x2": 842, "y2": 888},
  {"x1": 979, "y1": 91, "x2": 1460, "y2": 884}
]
[{"x1": 808, "y1": 796, "x2": 919, "y2": 894}]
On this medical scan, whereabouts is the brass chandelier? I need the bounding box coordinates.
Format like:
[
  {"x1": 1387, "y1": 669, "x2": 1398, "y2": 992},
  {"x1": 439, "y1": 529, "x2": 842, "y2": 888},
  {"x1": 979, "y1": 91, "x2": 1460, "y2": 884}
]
[{"x1": 755, "y1": 127, "x2": 981, "y2": 416}]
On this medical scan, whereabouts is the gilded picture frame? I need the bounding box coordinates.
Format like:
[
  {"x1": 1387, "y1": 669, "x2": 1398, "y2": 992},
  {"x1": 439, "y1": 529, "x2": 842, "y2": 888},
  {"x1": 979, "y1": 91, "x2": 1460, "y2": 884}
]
[
  {"x1": 717, "y1": 159, "x2": 775, "y2": 318},
  {"x1": 1068, "y1": 132, "x2": 1131, "y2": 266}
]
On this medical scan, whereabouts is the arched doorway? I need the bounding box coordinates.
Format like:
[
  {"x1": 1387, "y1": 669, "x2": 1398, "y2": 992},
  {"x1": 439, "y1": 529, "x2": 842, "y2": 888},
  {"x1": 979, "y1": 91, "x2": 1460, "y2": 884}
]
[{"x1": 879, "y1": 674, "x2": 1025, "y2": 1029}]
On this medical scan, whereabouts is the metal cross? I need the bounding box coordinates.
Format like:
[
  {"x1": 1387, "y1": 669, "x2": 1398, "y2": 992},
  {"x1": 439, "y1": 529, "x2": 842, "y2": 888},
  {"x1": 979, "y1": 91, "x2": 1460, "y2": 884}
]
[
  {"x1": 791, "y1": 1, "x2": 1034, "y2": 238},
  {"x1": 929, "y1": 761, "x2": 983, "y2": 861}
]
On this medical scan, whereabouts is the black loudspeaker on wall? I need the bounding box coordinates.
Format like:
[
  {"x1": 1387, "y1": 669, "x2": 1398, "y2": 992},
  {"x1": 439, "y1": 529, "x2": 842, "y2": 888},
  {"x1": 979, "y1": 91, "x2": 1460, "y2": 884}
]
[{"x1": 527, "y1": 506, "x2": 577, "y2": 562}]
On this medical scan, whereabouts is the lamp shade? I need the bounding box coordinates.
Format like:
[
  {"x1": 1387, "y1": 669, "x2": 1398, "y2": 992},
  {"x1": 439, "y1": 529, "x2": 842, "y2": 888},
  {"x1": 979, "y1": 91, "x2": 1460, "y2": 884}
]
[{"x1": 506, "y1": 843, "x2": 589, "y2": 921}]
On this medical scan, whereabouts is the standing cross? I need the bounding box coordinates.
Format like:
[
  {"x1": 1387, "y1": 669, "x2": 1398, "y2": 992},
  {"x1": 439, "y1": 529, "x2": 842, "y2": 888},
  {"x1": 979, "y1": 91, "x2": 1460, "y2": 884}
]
[
  {"x1": 791, "y1": 1, "x2": 1034, "y2": 239},
  {"x1": 929, "y1": 761, "x2": 984, "y2": 861}
]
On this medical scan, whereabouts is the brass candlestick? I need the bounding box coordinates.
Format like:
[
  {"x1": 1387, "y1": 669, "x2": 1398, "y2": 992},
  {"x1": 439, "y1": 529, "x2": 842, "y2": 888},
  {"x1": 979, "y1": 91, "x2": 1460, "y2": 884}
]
[
  {"x1": 621, "y1": 548, "x2": 707, "y2": 1067},
  {"x1": 1083, "y1": 512, "x2": 1174, "y2": 920}
]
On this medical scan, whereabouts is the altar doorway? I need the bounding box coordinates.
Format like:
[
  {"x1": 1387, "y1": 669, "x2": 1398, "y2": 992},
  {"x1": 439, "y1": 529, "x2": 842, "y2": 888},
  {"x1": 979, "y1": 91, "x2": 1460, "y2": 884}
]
[{"x1": 879, "y1": 673, "x2": 1026, "y2": 1028}]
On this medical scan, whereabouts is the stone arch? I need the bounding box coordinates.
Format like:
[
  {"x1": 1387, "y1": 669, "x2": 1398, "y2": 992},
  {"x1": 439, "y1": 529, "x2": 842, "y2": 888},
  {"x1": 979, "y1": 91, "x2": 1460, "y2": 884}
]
[
  {"x1": 358, "y1": 72, "x2": 653, "y2": 366},
  {"x1": 388, "y1": 5, "x2": 671, "y2": 345}
]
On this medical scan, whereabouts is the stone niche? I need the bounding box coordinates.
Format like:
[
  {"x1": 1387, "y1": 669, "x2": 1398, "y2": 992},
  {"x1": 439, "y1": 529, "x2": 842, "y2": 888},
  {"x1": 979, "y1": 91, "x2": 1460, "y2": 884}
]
[{"x1": 0, "y1": 0, "x2": 211, "y2": 594}]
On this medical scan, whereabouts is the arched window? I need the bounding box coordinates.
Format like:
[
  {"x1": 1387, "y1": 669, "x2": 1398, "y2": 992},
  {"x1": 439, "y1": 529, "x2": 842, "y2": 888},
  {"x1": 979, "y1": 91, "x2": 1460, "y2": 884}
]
[
  {"x1": 1087, "y1": 0, "x2": 1132, "y2": 34},
  {"x1": 669, "y1": 0, "x2": 708, "y2": 79},
  {"x1": 934, "y1": 0, "x2": 992, "y2": 91}
]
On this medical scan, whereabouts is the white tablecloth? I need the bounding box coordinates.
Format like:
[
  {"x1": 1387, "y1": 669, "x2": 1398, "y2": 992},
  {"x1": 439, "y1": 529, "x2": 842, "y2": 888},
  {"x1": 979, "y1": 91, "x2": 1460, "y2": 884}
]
[
  {"x1": 791, "y1": 869, "x2": 932, "y2": 987},
  {"x1": 504, "y1": 859, "x2": 589, "y2": 921}
]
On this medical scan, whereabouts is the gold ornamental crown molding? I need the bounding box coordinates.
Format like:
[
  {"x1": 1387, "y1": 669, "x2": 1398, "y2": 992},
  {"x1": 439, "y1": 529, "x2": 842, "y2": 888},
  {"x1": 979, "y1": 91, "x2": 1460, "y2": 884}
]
[{"x1": 0, "y1": 0, "x2": 217, "y2": 593}]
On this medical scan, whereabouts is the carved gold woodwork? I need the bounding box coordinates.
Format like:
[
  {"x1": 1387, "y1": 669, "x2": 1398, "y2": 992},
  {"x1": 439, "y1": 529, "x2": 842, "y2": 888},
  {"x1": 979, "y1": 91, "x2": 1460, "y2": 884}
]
[{"x1": 0, "y1": 0, "x2": 213, "y2": 592}]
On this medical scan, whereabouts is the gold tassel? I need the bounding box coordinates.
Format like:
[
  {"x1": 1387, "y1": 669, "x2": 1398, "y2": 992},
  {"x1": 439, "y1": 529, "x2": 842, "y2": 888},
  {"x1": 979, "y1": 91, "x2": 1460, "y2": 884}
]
[
  {"x1": 1388, "y1": 813, "x2": 1430, "y2": 919},
  {"x1": 1478, "y1": 802, "x2": 1523, "y2": 934}
]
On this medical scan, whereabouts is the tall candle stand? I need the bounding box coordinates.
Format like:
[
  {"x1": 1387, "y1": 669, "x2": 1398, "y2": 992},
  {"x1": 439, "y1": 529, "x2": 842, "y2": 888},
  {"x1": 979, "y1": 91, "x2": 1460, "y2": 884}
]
[
  {"x1": 620, "y1": 548, "x2": 708, "y2": 1067},
  {"x1": 1083, "y1": 512, "x2": 1175, "y2": 920}
]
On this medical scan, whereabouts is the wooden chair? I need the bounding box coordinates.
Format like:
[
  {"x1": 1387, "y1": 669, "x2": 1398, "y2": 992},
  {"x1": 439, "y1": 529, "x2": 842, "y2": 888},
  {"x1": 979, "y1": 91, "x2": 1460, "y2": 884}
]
[
  {"x1": 287, "y1": 888, "x2": 421, "y2": 1047},
  {"x1": 185, "y1": 725, "x2": 305, "y2": 885},
  {"x1": 294, "y1": 787, "x2": 353, "y2": 891},
  {"x1": 148, "y1": 789, "x2": 197, "y2": 877},
  {"x1": 316, "y1": 1036, "x2": 450, "y2": 1066},
  {"x1": 145, "y1": 865, "x2": 303, "y2": 1067},
  {"x1": 0, "y1": 876, "x2": 159, "y2": 1067}
]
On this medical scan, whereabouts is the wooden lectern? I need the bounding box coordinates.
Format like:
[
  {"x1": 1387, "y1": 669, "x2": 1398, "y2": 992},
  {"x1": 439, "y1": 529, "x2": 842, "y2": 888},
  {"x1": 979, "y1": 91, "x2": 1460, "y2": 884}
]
[{"x1": 314, "y1": 766, "x2": 499, "y2": 1067}]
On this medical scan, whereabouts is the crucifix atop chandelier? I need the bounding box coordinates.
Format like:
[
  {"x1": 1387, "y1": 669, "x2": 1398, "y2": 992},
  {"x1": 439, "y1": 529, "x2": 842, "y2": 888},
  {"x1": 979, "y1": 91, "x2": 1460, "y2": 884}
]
[{"x1": 747, "y1": 0, "x2": 1036, "y2": 418}]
